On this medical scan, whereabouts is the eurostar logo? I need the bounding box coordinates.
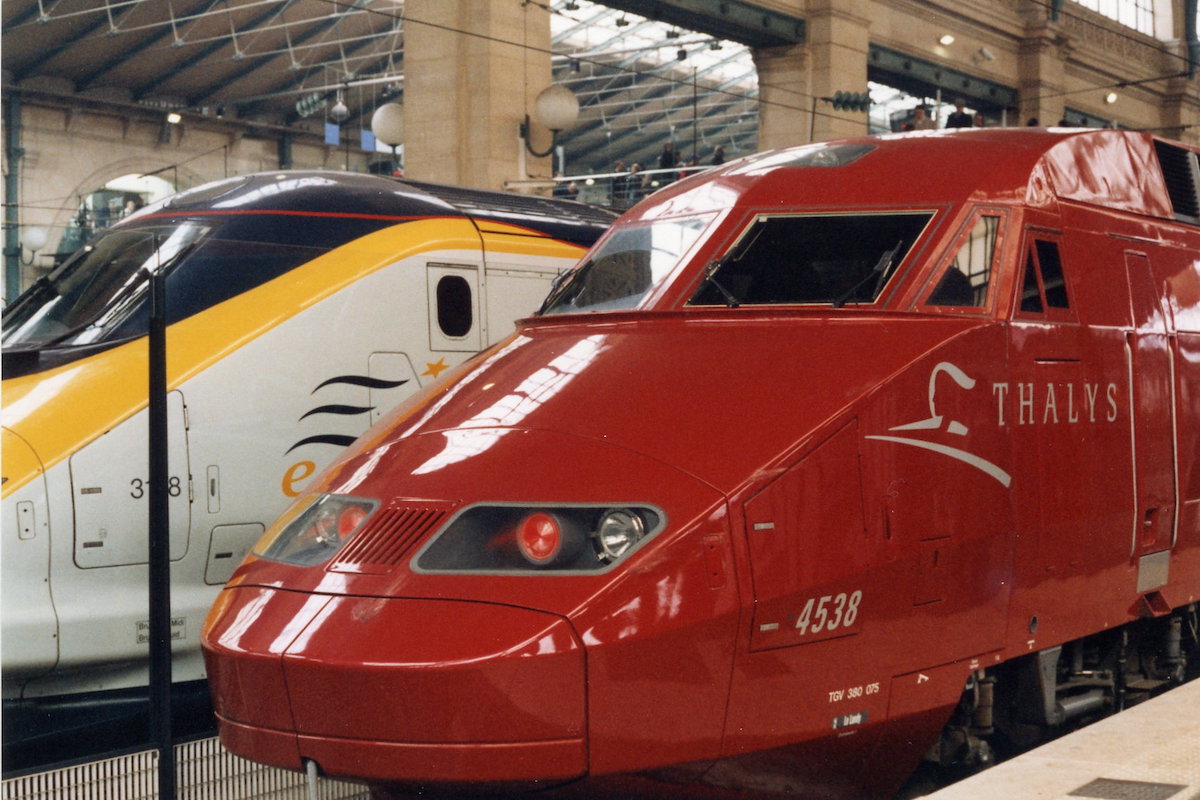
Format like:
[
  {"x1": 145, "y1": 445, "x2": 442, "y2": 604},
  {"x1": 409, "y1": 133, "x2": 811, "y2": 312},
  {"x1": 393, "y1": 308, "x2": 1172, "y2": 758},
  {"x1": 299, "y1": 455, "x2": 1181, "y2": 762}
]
[
  {"x1": 422, "y1": 358, "x2": 449, "y2": 380},
  {"x1": 865, "y1": 361, "x2": 1012, "y2": 488}
]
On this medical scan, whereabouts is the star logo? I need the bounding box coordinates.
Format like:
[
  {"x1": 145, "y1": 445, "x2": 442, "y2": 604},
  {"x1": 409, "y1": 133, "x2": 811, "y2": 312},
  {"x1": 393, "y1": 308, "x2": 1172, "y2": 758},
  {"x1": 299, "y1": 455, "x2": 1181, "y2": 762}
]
[{"x1": 422, "y1": 358, "x2": 449, "y2": 380}]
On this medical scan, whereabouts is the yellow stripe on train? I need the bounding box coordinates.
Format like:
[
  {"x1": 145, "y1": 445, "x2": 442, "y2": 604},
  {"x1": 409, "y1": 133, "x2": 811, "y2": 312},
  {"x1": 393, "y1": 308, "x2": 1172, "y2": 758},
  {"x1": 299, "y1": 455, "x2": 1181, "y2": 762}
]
[{"x1": 2, "y1": 218, "x2": 584, "y2": 497}]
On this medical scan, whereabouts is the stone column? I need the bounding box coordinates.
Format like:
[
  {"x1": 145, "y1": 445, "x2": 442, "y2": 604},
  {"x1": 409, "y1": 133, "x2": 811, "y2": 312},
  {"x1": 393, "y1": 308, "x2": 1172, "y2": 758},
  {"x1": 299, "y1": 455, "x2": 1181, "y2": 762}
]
[
  {"x1": 404, "y1": 0, "x2": 553, "y2": 190},
  {"x1": 804, "y1": 0, "x2": 872, "y2": 142},
  {"x1": 1018, "y1": 19, "x2": 1072, "y2": 127},
  {"x1": 754, "y1": 0, "x2": 871, "y2": 148},
  {"x1": 1163, "y1": 75, "x2": 1200, "y2": 146},
  {"x1": 753, "y1": 44, "x2": 810, "y2": 150},
  {"x1": 1163, "y1": 0, "x2": 1200, "y2": 145}
]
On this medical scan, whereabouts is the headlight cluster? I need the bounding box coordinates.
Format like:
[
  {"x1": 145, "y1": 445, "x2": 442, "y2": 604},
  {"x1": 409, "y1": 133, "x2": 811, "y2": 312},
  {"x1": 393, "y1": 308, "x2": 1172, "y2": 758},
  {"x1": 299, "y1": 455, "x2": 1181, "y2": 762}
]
[
  {"x1": 255, "y1": 494, "x2": 377, "y2": 567},
  {"x1": 253, "y1": 496, "x2": 663, "y2": 573},
  {"x1": 415, "y1": 504, "x2": 664, "y2": 573}
]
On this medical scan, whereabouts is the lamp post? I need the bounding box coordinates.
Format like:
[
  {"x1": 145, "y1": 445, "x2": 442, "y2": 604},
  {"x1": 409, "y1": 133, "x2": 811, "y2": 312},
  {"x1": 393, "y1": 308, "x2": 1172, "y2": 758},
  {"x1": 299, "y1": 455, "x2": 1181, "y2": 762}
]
[
  {"x1": 372, "y1": 103, "x2": 404, "y2": 175},
  {"x1": 518, "y1": 85, "x2": 579, "y2": 179},
  {"x1": 21, "y1": 226, "x2": 47, "y2": 265}
]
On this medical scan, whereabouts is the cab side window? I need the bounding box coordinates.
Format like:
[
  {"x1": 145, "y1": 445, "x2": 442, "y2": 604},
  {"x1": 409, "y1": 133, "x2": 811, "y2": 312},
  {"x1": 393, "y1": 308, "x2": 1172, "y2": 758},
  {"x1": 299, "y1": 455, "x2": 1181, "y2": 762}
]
[
  {"x1": 1036, "y1": 240, "x2": 1070, "y2": 308},
  {"x1": 925, "y1": 213, "x2": 1000, "y2": 309},
  {"x1": 1016, "y1": 235, "x2": 1072, "y2": 320},
  {"x1": 1020, "y1": 249, "x2": 1043, "y2": 313}
]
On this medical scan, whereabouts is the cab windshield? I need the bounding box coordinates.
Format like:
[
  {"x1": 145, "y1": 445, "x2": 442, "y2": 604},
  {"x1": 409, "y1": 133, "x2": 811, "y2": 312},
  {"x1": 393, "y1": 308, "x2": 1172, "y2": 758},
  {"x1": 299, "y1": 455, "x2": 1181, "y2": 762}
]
[
  {"x1": 2, "y1": 213, "x2": 373, "y2": 351},
  {"x1": 540, "y1": 215, "x2": 712, "y2": 315},
  {"x1": 3, "y1": 223, "x2": 209, "y2": 347},
  {"x1": 689, "y1": 212, "x2": 933, "y2": 307}
]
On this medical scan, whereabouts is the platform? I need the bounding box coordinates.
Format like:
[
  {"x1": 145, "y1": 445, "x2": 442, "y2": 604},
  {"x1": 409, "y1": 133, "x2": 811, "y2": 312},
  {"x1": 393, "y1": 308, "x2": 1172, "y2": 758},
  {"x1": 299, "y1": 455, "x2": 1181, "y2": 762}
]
[
  {"x1": 926, "y1": 678, "x2": 1200, "y2": 800},
  {"x1": 0, "y1": 736, "x2": 369, "y2": 800},
  {"x1": 4, "y1": 681, "x2": 1196, "y2": 800}
]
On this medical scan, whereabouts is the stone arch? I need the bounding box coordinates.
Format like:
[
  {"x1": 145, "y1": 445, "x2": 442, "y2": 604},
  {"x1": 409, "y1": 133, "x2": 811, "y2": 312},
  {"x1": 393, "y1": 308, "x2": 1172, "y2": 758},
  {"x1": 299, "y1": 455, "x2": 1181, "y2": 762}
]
[{"x1": 47, "y1": 157, "x2": 205, "y2": 261}]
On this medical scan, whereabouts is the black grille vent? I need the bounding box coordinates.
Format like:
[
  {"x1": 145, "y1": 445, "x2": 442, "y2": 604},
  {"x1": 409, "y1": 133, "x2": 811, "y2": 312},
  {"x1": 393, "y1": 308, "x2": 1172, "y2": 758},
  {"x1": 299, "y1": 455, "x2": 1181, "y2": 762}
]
[
  {"x1": 329, "y1": 502, "x2": 450, "y2": 574},
  {"x1": 1153, "y1": 140, "x2": 1200, "y2": 222}
]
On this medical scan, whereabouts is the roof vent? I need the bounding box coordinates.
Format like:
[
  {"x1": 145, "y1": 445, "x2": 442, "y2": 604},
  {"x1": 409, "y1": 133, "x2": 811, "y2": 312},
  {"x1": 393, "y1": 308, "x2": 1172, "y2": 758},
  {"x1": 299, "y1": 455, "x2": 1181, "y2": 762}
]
[{"x1": 1153, "y1": 140, "x2": 1200, "y2": 223}]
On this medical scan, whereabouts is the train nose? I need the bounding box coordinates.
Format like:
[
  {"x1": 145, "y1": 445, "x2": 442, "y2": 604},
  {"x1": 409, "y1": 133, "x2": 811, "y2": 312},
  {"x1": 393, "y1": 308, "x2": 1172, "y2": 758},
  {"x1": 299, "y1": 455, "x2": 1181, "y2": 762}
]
[{"x1": 203, "y1": 586, "x2": 586, "y2": 785}]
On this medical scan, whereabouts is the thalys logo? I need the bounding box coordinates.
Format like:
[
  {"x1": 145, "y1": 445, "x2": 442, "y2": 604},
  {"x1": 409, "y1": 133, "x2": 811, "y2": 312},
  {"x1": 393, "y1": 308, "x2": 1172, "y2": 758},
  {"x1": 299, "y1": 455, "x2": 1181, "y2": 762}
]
[
  {"x1": 866, "y1": 361, "x2": 1124, "y2": 488},
  {"x1": 865, "y1": 362, "x2": 1012, "y2": 488}
]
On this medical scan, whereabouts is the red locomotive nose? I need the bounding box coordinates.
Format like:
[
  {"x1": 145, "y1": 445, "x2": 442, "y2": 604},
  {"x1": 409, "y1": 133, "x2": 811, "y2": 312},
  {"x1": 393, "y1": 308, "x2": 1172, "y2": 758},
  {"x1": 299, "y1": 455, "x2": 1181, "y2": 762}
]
[{"x1": 204, "y1": 587, "x2": 586, "y2": 785}]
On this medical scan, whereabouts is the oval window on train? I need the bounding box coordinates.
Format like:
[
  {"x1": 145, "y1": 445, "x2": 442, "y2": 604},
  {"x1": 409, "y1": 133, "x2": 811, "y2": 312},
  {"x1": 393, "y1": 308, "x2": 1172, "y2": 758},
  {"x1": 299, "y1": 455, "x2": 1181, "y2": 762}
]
[{"x1": 436, "y1": 275, "x2": 473, "y2": 338}]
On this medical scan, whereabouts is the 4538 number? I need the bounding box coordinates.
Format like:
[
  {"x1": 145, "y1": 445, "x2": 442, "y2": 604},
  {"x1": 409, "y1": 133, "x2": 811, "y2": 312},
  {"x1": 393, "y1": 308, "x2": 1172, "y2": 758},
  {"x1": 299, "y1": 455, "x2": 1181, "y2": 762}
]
[{"x1": 796, "y1": 590, "x2": 863, "y2": 636}]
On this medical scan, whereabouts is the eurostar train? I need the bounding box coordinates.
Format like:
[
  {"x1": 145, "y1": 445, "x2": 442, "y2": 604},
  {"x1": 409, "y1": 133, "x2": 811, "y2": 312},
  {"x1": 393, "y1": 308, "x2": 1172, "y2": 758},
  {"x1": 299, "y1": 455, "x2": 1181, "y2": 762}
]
[
  {"x1": 1, "y1": 171, "x2": 615, "y2": 764},
  {"x1": 203, "y1": 130, "x2": 1200, "y2": 800}
]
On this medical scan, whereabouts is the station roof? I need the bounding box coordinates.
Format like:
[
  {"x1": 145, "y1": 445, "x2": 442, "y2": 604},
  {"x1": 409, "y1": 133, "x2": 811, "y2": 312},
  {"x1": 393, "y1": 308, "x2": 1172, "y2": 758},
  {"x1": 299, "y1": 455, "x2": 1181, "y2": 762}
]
[{"x1": 0, "y1": 0, "x2": 771, "y2": 174}]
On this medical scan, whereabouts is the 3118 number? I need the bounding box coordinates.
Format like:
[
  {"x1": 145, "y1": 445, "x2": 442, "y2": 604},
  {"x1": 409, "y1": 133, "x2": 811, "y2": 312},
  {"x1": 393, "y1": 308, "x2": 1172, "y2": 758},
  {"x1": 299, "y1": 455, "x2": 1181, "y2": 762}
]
[{"x1": 130, "y1": 477, "x2": 182, "y2": 499}]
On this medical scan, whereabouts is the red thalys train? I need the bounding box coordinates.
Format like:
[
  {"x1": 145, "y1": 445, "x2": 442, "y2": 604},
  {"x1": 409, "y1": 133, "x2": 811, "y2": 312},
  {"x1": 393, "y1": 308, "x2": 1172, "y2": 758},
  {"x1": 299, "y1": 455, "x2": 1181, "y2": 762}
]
[{"x1": 202, "y1": 129, "x2": 1200, "y2": 799}]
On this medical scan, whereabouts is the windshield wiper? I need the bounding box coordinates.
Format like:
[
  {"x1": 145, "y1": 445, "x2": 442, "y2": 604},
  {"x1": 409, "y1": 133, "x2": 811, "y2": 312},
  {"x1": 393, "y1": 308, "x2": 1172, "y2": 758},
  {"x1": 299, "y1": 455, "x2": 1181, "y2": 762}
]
[
  {"x1": 832, "y1": 239, "x2": 903, "y2": 309},
  {"x1": 537, "y1": 259, "x2": 592, "y2": 315},
  {"x1": 699, "y1": 257, "x2": 740, "y2": 308},
  {"x1": 36, "y1": 271, "x2": 152, "y2": 348},
  {"x1": 35, "y1": 237, "x2": 201, "y2": 348},
  {"x1": 2, "y1": 275, "x2": 58, "y2": 322}
]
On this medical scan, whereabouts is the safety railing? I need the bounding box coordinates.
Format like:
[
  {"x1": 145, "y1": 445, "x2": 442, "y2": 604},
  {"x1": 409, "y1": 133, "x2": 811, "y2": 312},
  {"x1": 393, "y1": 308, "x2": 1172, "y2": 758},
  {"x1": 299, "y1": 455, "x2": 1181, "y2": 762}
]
[{"x1": 1, "y1": 737, "x2": 369, "y2": 800}]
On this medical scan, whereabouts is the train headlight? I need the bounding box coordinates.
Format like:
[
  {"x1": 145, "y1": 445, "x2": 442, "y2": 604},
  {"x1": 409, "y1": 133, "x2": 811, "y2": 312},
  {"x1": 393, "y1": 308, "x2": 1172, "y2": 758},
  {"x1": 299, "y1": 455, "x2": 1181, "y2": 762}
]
[
  {"x1": 256, "y1": 494, "x2": 378, "y2": 567},
  {"x1": 593, "y1": 509, "x2": 645, "y2": 562},
  {"x1": 414, "y1": 504, "x2": 664, "y2": 573},
  {"x1": 518, "y1": 512, "x2": 563, "y2": 565}
]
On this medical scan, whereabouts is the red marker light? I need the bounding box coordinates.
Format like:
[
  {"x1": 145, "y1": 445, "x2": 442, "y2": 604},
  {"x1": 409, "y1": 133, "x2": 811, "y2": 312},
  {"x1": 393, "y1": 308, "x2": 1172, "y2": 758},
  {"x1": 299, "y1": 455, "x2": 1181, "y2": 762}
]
[
  {"x1": 338, "y1": 504, "x2": 368, "y2": 537},
  {"x1": 518, "y1": 512, "x2": 561, "y2": 565}
]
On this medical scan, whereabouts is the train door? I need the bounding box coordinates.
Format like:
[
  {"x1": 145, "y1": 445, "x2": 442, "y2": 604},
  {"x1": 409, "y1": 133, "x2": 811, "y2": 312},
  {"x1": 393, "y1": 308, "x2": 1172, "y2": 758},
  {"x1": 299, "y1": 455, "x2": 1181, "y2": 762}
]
[
  {"x1": 742, "y1": 421, "x2": 871, "y2": 656},
  {"x1": 427, "y1": 263, "x2": 482, "y2": 353},
  {"x1": 1006, "y1": 230, "x2": 1140, "y2": 644},
  {"x1": 725, "y1": 422, "x2": 888, "y2": 774},
  {"x1": 478, "y1": 245, "x2": 563, "y2": 347},
  {"x1": 69, "y1": 391, "x2": 191, "y2": 568},
  {"x1": 1124, "y1": 251, "x2": 1178, "y2": 590},
  {"x1": 483, "y1": 265, "x2": 558, "y2": 346},
  {"x1": 1008, "y1": 233, "x2": 1091, "y2": 581},
  {"x1": 2, "y1": 429, "x2": 57, "y2": 678},
  {"x1": 1007, "y1": 233, "x2": 1096, "y2": 643},
  {"x1": 366, "y1": 353, "x2": 422, "y2": 424}
]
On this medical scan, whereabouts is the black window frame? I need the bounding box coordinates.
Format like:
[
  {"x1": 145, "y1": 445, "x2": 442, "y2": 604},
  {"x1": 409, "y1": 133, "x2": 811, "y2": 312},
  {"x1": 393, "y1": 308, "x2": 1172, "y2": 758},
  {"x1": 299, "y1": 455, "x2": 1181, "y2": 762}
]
[
  {"x1": 919, "y1": 207, "x2": 1008, "y2": 315},
  {"x1": 687, "y1": 210, "x2": 936, "y2": 309},
  {"x1": 1013, "y1": 231, "x2": 1075, "y2": 323}
]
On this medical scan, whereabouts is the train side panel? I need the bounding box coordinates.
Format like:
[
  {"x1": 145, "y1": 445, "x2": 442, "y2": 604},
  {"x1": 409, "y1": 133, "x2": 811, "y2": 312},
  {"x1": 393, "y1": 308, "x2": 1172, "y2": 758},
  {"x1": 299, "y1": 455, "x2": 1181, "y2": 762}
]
[
  {"x1": 715, "y1": 195, "x2": 1200, "y2": 793},
  {"x1": 1004, "y1": 201, "x2": 1200, "y2": 656}
]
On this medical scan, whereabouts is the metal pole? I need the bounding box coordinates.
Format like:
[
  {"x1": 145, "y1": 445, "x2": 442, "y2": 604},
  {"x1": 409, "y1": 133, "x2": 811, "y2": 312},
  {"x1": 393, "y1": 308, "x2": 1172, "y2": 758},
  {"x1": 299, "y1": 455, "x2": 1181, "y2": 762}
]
[
  {"x1": 147, "y1": 264, "x2": 175, "y2": 799},
  {"x1": 1188, "y1": 0, "x2": 1199, "y2": 78},
  {"x1": 278, "y1": 133, "x2": 294, "y2": 169},
  {"x1": 4, "y1": 94, "x2": 25, "y2": 304},
  {"x1": 692, "y1": 67, "x2": 698, "y2": 160}
]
